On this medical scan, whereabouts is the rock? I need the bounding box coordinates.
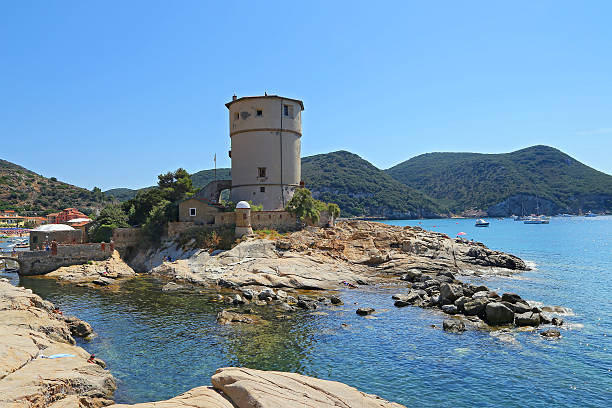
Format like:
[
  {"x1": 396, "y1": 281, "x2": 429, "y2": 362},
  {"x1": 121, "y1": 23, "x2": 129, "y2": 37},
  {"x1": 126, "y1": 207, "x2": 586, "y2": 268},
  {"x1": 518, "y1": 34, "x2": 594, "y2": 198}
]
[
  {"x1": 0, "y1": 281, "x2": 116, "y2": 406},
  {"x1": 258, "y1": 288, "x2": 276, "y2": 300},
  {"x1": 551, "y1": 317, "x2": 564, "y2": 326},
  {"x1": 276, "y1": 289, "x2": 288, "y2": 299},
  {"x1": 63, "y1": 316, "x2": 94, "y2": 338},
  {"x1": 108, "y1": 386, "x2": 235, "y2": 408},
  {"x1": 501, "y1": 293, "x2": 523, "y2": 304},
  {"x1": 232, "y1": 294, "x2": 245, "y2": 305},
  {"x1": 515, "y1": 312, "x2": 541, "y2": 326},
  {"x1": 485, "y1": 302, "x2": 515, "y2": 325},
  {"x1": 539, "y1": 312, "x2": 552, "y2": 324},
  {"x1": 209, "y1": 367, "x2": 406, "y2": 408},
  {"x1": 509, "y1": 301, "x2": 532, "y2": 314},
  {"x1": 240, "y1": 288, "x2": 256, "y2": 300},
  {"x1": 540, "y1": 329, "x2": 561, "y2": 338},
  {"x1": 92, "y1": 277, "x2": 115, "y2": 286},
  {"x1": 393, "y1": 292, "x2": 421, "y2": 307},
  {"x1": 439, "y1": 283, "x2": 463, "y2": 304},
  {"x1": 216, "y1": 310, "x2": 254, "y2": 325},
  {"x1": 330, "y1": 296, "x2": 342, "y2": 305},
  {"x1": 400, "y1": 269, "x2": 422, "y2": 282},
  {"x1": 277, "y1": 303, "x2": 296, "y2": 312},
  {"x1": 472, "y1": 290, "x2": 489, "y2": 299},
  {"x1": 454, "y1": 296, "x2": 471, "y2": 312},
  {"x1": 442, "y1": 304, "x2": 458, "y2": 315},
  {"x1": 443, "y1": 319, "x2": 466, "y2": 333},
  {"x1": 297, "y1": 299, "x2": 317, "y2": 310},
  {"x1": 542, "y1": 305, "x2": 569, "y2": 314},
  {"x1": 356, "y1": 308, "x2": 375, "y2": 316},
  {"x1": 286, "y1": 295, "x2": 297, "y2": 304},
  {"x1": 161, "y1": 282, "x2": 183, "y2": 292},
  {"x1": 218, "y1": 279, "x2": 239, "y2": 289},
  {"x1": 473, "y1": 285, "x2": 489, "y2": 292}
]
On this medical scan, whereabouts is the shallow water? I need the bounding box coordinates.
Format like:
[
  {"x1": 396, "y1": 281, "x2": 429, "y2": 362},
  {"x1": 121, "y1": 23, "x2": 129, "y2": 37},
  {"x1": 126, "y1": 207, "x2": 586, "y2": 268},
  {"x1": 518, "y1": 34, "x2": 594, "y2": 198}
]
[{"x1": 4, "y1": 217, "x2": 612, "y2": 407}]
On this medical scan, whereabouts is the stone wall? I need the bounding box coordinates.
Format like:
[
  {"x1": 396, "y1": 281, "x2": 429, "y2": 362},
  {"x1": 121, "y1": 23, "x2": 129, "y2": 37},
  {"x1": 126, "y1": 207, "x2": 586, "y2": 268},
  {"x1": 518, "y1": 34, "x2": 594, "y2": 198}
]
[
  {"x1": 112, "y1": 227, "x2": 142, "y2": 248},
  {"x1": 17, "y1": 243, "x2": 113, "y2": 276},
  {"x1": 29, "y1": 229, "x2": 83, "y2": 250},
  {"x1": 250, "y1": 211, "x2": 298, "y2": 230}
]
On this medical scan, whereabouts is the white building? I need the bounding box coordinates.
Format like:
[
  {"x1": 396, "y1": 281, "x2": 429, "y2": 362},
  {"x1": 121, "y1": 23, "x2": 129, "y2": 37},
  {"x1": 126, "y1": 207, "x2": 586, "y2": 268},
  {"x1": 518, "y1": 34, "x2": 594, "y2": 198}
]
[{"x1": 226, "y1": 95, "x2": 304, "y2": 210}]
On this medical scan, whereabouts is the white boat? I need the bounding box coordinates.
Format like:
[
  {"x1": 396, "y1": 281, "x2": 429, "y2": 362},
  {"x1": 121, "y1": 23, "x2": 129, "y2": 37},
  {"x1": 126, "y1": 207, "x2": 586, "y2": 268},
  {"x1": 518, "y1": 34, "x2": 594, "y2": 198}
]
[
  {"x1": 585, "y1": 212, "x2": 598, "y2": 217},
  {"x1": 524, "y1": 216, "x2": 550, "y2": 224},
  {"x1": 475, "y1": 219, "x2": 489, "y2": 227}
]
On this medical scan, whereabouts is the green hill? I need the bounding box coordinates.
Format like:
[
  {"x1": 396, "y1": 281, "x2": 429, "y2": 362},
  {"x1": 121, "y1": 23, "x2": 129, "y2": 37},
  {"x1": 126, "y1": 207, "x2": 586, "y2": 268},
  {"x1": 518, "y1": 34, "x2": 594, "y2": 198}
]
[
  {"x1": 190, "y1": 168, "x2": 231, "y2": 189},
  {"x1": 302, "y1": 151, "x2": 444, "y2": 218},
  {"x1": 385, "y1": 145, "x2": 612, "y2": 215},
  {"x1": 0, "y1": 159, "x2": 111, "y2": 215}
]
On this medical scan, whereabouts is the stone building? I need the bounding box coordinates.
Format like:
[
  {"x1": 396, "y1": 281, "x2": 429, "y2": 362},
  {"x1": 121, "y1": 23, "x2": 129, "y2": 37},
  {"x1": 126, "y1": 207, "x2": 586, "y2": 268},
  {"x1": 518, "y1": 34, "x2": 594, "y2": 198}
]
[
  {"x1": 29, "y1": 224, "x2": 83, "y2": 250},
  {"x1": 178, "y1": 197, "x2": 224, "y2": 225},
  {"x1": 225, "y1": 94, "x2": 304, "y2": 210}
]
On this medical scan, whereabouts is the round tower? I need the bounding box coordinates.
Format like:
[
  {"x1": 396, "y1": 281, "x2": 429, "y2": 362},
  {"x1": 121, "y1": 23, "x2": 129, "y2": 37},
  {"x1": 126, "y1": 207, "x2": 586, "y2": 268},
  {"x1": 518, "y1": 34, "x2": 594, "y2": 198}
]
[{"x1": 226, "y1": 94, "x2": 304, "y2": 210}]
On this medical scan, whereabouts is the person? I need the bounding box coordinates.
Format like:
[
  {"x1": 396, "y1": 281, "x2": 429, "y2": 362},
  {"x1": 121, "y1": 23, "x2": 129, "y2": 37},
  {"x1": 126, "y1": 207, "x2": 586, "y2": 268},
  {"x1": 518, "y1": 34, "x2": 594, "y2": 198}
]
[
  {"x1": 87, "y1": 354, "x2": 96, "y2": 363},
  {"x1": 167, "y1": 256, "x2": 172, "y2": 262}
]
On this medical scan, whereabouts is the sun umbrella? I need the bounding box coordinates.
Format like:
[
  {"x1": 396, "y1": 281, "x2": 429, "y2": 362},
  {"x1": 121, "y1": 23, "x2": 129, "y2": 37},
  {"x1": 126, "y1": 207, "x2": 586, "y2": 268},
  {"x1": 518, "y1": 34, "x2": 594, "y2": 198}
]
[{"x1": 457, "y1": 232, "x2": 467, "y2": 236}]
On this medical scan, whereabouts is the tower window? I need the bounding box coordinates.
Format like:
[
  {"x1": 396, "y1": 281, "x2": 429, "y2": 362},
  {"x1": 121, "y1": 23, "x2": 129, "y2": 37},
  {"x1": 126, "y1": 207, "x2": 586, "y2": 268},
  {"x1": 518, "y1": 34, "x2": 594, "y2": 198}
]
[
  {"x1": 283, "y1": 104, "x2": 293, "y2": 117},
  {"x1": 234, "y1": 112, "x2": 239, "y2": 120},
  {"x1": 260, "y1": 187, "x2": 265, "y2": 193},
  {"x1": 189, "y1": 208, "x2": 196, "y2": 216},
  {"x1": 256, "y1": 109, "x2": 263, "y2": 117},
  {"x1": 258, "y1": 167, "x2": 267, "y2": 178}
]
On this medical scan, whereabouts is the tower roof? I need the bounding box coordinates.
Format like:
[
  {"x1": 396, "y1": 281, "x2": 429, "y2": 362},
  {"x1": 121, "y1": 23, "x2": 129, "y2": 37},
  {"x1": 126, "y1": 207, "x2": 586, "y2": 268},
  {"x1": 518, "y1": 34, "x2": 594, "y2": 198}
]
[{"x1": 225, "y1": 95, "x2": 304, "y2": 111}]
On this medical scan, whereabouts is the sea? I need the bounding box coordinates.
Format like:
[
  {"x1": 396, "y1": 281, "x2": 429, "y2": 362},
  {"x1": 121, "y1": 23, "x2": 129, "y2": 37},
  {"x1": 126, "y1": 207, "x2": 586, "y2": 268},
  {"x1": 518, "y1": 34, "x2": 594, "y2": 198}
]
[{"x1": 1, "y1": 217, "x2": 611, "y2": 407}]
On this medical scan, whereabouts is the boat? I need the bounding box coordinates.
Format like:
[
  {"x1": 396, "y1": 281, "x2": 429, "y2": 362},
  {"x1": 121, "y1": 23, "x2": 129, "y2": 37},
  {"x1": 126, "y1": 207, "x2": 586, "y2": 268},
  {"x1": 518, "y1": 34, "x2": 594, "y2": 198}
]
[
  {"x1": 524, "y1": 216, "x2": 550, "y2": 224},
  {"x1": 513, "y1": 215, "x2": 528, "y2": 221},
  {"x1": 585, "y1": 211, "x2": 598, "y2": 217},
  {"x1": 475, "y1": 219, "x2": 489, "y2": 227}
]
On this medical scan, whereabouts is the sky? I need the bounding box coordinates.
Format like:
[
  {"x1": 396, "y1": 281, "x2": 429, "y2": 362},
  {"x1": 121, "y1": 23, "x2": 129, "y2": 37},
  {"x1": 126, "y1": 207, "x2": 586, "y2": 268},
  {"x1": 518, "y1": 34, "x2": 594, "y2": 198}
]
[{"x1": 1, "y1": 1, "x2": 611, "y2": 190}]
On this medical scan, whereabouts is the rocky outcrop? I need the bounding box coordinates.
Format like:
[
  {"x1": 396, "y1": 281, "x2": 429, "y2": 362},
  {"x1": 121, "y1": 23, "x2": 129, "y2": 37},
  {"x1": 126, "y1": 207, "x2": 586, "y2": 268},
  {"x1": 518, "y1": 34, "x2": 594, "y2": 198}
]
[
  {"x1": 0, "y1": 279, "x2": 116, "y2": 407},
  {"x1": 149, "y1": 221, "x2": 527, "y2": 294},
  {"x1": 109, "y1": 367, "x2": 406, "y2": 407},
  {"x1": 44, "y1": 250, "x2": 136, "y2": 287}
]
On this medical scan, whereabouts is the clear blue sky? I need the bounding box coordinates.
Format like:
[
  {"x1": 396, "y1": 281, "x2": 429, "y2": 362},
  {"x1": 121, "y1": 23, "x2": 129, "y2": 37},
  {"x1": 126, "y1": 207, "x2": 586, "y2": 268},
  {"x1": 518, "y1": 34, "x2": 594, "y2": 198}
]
[{"x1": 1, "y1": 1, "x2": 611, "y2": 190}]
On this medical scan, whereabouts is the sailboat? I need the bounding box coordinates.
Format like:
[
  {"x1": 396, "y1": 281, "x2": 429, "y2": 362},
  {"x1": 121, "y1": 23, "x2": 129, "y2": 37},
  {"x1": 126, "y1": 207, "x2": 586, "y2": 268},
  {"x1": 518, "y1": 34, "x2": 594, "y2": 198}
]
[{"x1": 523, "y1": 197, "x2": 550, "y2": 224}]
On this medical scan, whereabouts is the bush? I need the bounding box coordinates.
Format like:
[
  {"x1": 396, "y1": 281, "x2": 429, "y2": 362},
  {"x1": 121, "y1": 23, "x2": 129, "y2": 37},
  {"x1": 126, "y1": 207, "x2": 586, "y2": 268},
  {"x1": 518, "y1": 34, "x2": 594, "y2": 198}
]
[{"x1": 177, "y1": 226, "x2": 235, "y2": 250}]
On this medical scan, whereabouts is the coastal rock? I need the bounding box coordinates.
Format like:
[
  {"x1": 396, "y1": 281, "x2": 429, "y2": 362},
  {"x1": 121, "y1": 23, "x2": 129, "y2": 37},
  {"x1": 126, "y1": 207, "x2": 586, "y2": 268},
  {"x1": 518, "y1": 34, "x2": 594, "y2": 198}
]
[
  {"x1": 540, "y1": 329, "x2": 561, "y2": 338},
  {"x1": 356, "y1": 307, "x2": 375, "y2": 316},
  {"x1": 454, "y1": 296, "x2": 471, "y2": 312},
  {"x1": 515, "y1": 312, "x2": 541, "y2": 326},
  {"x1": 210, "y1": 367, "x2": 406, "y2": 408},
  {"x1": 551, "y1": 317, "x2": 564, "y2": 326},
  {"x1": 330, "y1": 296, "x2": 342, "y2": 305},
  {"x1": 441, "y1": 304, "x2": 458, "y2": 315},
  {"x1": 501, "y1": 293, "x2": 523, "y2": 304},
  {"x1": 485, "y1": 302, "x2": 515, "y2": 325},
  {"x1": 393, "y1": 292, "x2": 421, "y2": 307},
  {"x1": 161, "y1": 281, "x2": 183, "y2": 292},
  {"x1": 45, "y1": 250, "x2": 136, "y2": 285},
  {"x1": 216, "y1": 310, "x2": 255, "y2": 325},
  {"x1": 443, "y1": 319, "x2": 466, "y2": 333},
  {"x1": 108, "y1": 386, "x2": 234, "y2": 408},
  {"x1": 463, "y1": 298, "x2": 489, "y2": 316},
  {"x1": 63, "y1": 315, "x2": 94, "y2": 338},
  {"x1": 0, "y1": 281, "x2": 116, "y2": 407},
  {"x1": 439, "y1": 283, "x2": 463, "y2": 304}
]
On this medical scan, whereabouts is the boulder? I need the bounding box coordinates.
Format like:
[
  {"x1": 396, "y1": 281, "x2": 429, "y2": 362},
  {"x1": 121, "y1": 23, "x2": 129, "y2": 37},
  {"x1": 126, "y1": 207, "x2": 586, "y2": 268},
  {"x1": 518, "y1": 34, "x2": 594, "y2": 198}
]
[
  {"x1": 485, "y1": 302, "x2": 514, "y2": 325},
  {"x1": 209, "y1": 367, "x2": 406, "y2": 408},
  {"x1": 330, "y1": 296, "x2": 342, "y2": 305},
  {"x1": 356, "y1": 308, "x2": 375, "y2": 316},
  {"x1": 463, "y1": 298, "x2": 489, "y2": 316},
  {"x1": 454, "y1": 296, "x2": 471, "y2": 312},
  {"x1": 442, "y1": 319, "x2": 466, "y2": 333},
  {"x1": 400, "y1": 269, "x2": 422, "y2": 282},
  {"x1": 540, "y1": 329, "x2": 561, "y2": 338},
  {"x1": 63, "y1": 316, "x2": 94, "y2": 338},
  {"x1": 161, "y1": 281, "x2": 183, "y2": 292},
  {"x1": 501, "y1": 293, "x2": 523, "y2": 304},
  {"x1": 92, "y1": 277, "x2": 115, "y2": 286},
  {"x1": 393, "y1": 292, "x2": 421, "y2": 307},
  {"x1": 297, "y1": 299, "x2": 317, "y2": 310},
  {"x1": 551, "y1": 317, "x2": 564, "y2": 326},
  {"x1": 515, "y1": 312, "x2": 541, "y2": 326},
  {"x1": 258, "y1": 288, "x2": 276, "y2": 300},
  {"x1": 240, "y1": 289, "x2": 256, "y2": 300},
  {"x1": 509, "y1": 301, "x2": 532, "y2": 314},
  {"x1": 216, "y1": 310, "x2": 254, "y2": 325},
  {"x1": 439, "y1": 283, "x2": 463, "y2": 304},
  {"x1": 441, "y1": 304, "x2": 458, "y2": 315},
  {"x1": 232, "y1": 294, "x2": 245, "y2": 305}
]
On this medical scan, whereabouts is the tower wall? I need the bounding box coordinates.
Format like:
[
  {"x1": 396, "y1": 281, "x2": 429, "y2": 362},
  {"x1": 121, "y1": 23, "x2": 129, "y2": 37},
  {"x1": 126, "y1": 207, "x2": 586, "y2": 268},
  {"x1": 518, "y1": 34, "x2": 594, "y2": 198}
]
[{"x1": 227, "y1": 96, "x2": 303, "y2": 210}]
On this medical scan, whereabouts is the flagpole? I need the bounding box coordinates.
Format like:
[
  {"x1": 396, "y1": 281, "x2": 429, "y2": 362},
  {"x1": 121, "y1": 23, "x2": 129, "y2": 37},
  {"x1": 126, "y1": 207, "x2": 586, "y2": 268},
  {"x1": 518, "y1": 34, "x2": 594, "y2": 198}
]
[{"x1": 214, "y1": 153, "x2": 217, "y2": 182}]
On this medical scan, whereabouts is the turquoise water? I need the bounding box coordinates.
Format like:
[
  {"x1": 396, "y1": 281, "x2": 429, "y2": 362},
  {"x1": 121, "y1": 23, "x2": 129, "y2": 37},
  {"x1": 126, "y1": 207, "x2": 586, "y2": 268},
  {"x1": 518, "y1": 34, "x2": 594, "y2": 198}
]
[{"x1": 3, "y1": 217, "x2": 611, "y2": 407}]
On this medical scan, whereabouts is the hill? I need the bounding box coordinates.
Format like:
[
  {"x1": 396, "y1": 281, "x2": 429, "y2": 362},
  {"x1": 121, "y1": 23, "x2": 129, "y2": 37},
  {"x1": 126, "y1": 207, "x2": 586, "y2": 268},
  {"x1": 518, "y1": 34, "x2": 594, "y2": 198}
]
[
  {"x1": 385, "y1": 145, "x2": 612, "y2": 216},
  {"x1": 0, "y1": 159, "x2": 111, "y2": 215},
  {"x1": 104, "y1": 188, "x2": 139, "y2": 202},
  {"x1": 190, "y1": 168, "x2": 231, "y2": 189},
  {"x1": 302, "y1": 151, "x2": 444, "y2": 218}
]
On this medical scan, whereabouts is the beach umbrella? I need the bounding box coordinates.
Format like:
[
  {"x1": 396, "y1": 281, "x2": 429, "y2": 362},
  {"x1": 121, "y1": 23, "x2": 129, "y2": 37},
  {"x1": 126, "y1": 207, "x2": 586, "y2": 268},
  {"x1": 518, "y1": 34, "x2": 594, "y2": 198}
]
[{"x1": 457, "y1": 232, "x2": 467, "y2": 236}]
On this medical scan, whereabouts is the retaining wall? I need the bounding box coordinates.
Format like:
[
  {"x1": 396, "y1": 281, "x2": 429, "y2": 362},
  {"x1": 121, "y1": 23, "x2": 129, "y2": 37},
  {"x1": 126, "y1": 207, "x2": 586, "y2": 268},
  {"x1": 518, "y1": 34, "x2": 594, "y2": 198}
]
[{"x1": 17, "y1": 243, "x2": 113, "y2": 276}]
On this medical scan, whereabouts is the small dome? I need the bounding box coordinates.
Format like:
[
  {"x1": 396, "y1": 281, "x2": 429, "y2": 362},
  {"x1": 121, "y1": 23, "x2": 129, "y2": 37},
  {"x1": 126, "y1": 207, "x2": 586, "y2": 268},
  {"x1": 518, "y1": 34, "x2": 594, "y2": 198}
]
[
  {"x1": 32, "y1": 224, "x2": 76, "y2": 232},
  {"x1": 235, "y1": 201, "x2": 251, "y2": 209},
  {"x1": 66, "y1": 218, "x2": 92, "y2": 223}
]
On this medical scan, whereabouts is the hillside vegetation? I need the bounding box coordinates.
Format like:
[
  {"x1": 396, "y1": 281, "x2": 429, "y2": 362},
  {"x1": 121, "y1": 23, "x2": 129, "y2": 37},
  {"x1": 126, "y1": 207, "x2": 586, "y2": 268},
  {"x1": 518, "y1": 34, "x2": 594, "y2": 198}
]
[
  {"x1": 386, "y1": 145, "x2": 612, "y2": 215},
  {"x1": 0, "y1": 159, "x2": 110, "y2": 215},
  {"x1": 302, "y1": 151, "x2": 443, "y2": 218}
]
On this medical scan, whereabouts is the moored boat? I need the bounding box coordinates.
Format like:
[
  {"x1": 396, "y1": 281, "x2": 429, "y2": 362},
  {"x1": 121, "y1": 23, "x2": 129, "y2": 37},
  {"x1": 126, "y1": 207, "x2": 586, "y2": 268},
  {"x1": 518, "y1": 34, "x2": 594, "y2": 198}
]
[
  {"x1": 475, "y1": 219, "x2": 490, "y2": 227},
  {"x1": 524, "y1": 216, "x2": 550, "y2": 224}
]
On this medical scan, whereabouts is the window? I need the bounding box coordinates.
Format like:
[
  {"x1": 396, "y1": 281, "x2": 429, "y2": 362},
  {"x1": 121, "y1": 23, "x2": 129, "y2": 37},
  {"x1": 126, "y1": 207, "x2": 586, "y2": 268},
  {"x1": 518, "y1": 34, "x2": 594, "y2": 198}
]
[
  {"x1": 189, "y1": 208, "x2": 196, "y2": 217},
  {"x1": 260, "y1": 187, "x2": 265, "y2": 193},
  {"x1": 234, "y1": 112, "x2": 239, "y2": 120},
  {"x1": 258, "y1": 167, "x2": 267, "y2": 178},
  {"x1": 283, "y1": 104, "x2": 293, "y2": 117},
  {"x1": 256, "y1": 109, "x2": 263, "y2": 117}
]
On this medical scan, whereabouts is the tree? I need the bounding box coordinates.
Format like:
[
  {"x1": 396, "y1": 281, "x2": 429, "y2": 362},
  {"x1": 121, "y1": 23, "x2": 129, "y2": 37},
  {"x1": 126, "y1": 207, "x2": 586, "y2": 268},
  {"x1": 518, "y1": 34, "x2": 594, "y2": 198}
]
[
  {"x1": 327, "y1": 203, "x2": 340, "y2": 225},
  {"x1": 89, "y1": 204, "x2": 129, "y2": 242},
  {"x1": 285, "y1": 188, "x2": 321, "y2": 224}
]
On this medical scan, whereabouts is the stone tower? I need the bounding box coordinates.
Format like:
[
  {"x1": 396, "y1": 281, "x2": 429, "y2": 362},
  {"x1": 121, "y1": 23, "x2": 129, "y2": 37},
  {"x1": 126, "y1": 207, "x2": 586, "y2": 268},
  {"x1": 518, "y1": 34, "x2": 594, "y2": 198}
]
[{"x1": 226, "y1": 95, "x2": 304, "y2": 210}]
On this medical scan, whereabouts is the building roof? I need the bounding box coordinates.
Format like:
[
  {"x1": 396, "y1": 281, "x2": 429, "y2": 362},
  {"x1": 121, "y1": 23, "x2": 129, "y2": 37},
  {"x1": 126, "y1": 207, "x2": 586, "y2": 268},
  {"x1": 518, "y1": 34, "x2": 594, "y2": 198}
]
[
  {"x1": 225, "y1": 95, "x2": 304, "y2": 110},
  {"x1": 32, "y1": 224, "x2": 76, "y2": 232},
  {"x1": 66, "y1": 218, "x2": 92, "y2": 223}
]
